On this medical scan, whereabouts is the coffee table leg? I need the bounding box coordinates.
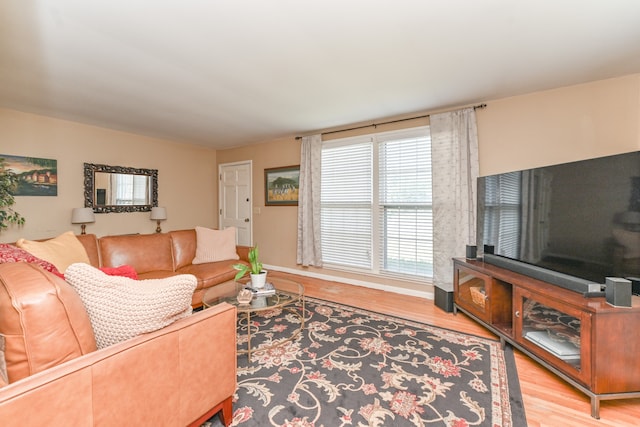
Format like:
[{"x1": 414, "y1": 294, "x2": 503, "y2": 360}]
[{"x1": 246, "y1": 311, "x2": 252, "y2": 362}]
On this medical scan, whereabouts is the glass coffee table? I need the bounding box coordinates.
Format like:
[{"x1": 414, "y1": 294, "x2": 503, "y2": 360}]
[{"x1": 202, "y1": 276, "x2": 305, "y2": 361}]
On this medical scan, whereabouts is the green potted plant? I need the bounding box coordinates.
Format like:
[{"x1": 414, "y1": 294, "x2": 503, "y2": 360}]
[
  {"x1": 233, "y1": 246, "x2": 267, "y2": 288},
  {"x1": 0, "y1": 158, "x2": 25, "y2": 232}
]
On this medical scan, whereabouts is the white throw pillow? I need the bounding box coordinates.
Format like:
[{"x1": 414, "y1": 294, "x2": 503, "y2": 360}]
[
  {"x1": 192, "y1": 226, "x2": 239, "y2": 264},
  {"x1": 64, "y1": 263, "x2": 196, "y2": 349}
]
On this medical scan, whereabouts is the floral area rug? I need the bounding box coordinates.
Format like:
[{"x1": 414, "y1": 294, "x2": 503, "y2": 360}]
[{"x1": 203, "y1": 297, "x2": 526, "y2": 427}]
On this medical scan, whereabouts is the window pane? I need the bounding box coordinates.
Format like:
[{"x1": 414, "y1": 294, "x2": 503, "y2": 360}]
[
  {"x1": 483, "y1": 172, "x2": 521, "y2": 258},
  {"x1": 133, "y1": 175, "x2": 148, "y2": 205},
  {"x1": 321, "y1": 207, "x2": 372, "y2": 268},
  {"x1": 321, "y1": 140, "x2": 372, "y2": 268},
  {"x1": 380, "y1": 136, "x2": 431, "y2": 205},
  {"x1": 379, "y1": 131, "x2": 432, "y2": 278},
  {"x1": 383, "y1": 206, "x2": 433, "y2": 276},
  {"x1": 114, "y1": 174, "x2": 149, "y2": 205}
]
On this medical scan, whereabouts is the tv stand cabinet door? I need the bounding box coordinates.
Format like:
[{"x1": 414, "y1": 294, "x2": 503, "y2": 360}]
[
  {"x1": 454, "y1": 262, "x2": 492, "y2": 323},
  {"x1": 513, "y1": 287, "x2": 592, "y2": 388}
]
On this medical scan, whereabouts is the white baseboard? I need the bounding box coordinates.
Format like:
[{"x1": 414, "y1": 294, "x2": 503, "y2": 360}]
[{"x1": 264, "y1": 264, "x2": 434, "y2": 300}]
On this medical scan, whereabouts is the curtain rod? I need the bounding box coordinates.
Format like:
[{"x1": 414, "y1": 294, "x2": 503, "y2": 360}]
[{"x1": 295, "y1": 103, "x2": 487, "y2": 140}]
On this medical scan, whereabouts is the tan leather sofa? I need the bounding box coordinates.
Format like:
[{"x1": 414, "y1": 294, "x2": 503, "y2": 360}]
[
  {"x1": 0, "y1": 262, "x2": 237, "y2": 426},
  {"x1": 76, "y1": 229, "x2": 250, "y2": 308}
]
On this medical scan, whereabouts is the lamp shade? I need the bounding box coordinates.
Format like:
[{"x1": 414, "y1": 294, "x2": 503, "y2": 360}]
[
  {"x1": 71, "y1": 207, "x2": 95, "y2": 224},
  {"x1": 150, "y1": 207, "x2": 167, "y2": 221}
]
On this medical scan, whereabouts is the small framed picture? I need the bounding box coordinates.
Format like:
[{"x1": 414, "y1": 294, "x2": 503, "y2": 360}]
[{"x1": 265, "y1": 165, "x2": 300, "y2": 206}]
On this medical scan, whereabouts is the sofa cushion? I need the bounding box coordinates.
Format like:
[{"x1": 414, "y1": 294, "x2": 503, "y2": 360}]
[
  {"x1": 64, "y1": 263, "x2": 197, "y2": 349},
  {"x1": 176, "y1": 259, "x2": 241, "y2": 291},
  {"x1": 0, "y1": 243, "x2": 62, "y2": 277},
  {"x1": 99, "y1": 233, "x2": 174, "y2": 274},
  {"x1": 169, "y1": 229, "x2": 198, "y2": 270},
  {"x1": 75, "y1": 233, "x2": 101, "y2": 267},
  {"x1": 16, "y1": 231, "x2": 91, "y2": 273},
  {"x1": 0, "y1": 262, "x2": 97, "y2": 383},
  {"x1": 192, "y1": 226, "x2": 239, "y2": 265}
]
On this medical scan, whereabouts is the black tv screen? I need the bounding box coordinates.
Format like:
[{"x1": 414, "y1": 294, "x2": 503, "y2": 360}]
[{"x1": 477, "y1": 151, "x2": 640, "y2": 286}]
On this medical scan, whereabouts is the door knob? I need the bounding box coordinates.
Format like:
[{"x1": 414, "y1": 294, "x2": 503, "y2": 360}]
[{"x1": 244, "y1": 218, "x2": 250, "y2": 222}]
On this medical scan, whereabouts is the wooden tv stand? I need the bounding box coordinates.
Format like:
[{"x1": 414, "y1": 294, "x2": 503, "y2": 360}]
[{"x1": 452, "y1": 258, "x2": 640, "y2": 419}]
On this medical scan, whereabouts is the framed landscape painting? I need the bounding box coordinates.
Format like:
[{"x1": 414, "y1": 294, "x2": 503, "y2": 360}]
[
  {"x1": 265, "y1": 165, "x2": 299, "y2": 206},
  {"x1": 0, "y1": 154, "x2": 57, "y2": 196}
]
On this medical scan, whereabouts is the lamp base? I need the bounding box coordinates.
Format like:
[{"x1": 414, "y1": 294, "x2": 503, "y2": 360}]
[{"x1": 156, "y1": 220, "x2": 162, "y2": 233}]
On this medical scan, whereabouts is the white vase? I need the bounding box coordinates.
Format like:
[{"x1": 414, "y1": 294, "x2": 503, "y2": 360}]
[{"x1": 250, "y1": 271, "x2": 268, "y2": 289}]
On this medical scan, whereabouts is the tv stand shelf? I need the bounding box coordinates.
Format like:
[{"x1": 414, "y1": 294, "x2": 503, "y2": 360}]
[{"x1": 453, "y1": 258, "x2": 640, "y2": 419}]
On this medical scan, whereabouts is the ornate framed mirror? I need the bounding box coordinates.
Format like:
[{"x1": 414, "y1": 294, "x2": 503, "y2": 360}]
[{"x1": 84, "y1": 163, "x2": 158, "y2": 213}]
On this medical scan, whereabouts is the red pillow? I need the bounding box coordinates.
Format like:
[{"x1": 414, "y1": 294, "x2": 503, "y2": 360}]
[
  {"x1": 99, "y1": 265, "x2": 139, "y2": 280},
  {"x1": 0, "y1": 243, "x2": 63, "y2": 277}
]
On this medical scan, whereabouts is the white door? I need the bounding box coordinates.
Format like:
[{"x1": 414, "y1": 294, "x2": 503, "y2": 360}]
[{"x1": 219, "y1": 161, "x2": 252, "y2": 246}]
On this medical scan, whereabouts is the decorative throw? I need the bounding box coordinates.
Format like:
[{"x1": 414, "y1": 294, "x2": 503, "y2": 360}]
[
  {"x1": 0, "y1": 243, "x2": 62, "y2": 276},
  {"x1": 64, "y1": 263, "x2": 196, "y2": 349}
]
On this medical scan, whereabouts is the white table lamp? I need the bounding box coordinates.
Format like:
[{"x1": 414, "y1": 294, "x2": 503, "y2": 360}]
[
  {"x1": 150, "y1": 207, "x2": 167, "y2": 233},
  {"x1": 71, "y1": 207, "x2": 95, "y2": 235}
]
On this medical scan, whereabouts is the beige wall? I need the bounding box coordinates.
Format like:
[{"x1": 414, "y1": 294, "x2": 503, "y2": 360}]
[
  {"x1": 477, "y1": 74, "x2": 640, "y2": 175},
  {"x1": 217, "y1": 73, "x2": 640, "y2": 294},
  {"x1": 0, "y1": 108, "x2": 218, "y2": 243},
  {"x1": 2, "y1": 73, "x2": 639, "y2": 293}
]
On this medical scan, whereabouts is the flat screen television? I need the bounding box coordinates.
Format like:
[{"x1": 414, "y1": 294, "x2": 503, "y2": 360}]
[{"x1": 477, "y1": 151, "x2": 640, "y2": 294}]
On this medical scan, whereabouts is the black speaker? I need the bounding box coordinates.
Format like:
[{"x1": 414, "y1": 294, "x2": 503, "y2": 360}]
[
  {"x1": 605, "y1": 277, "x2": 632, "y2": 307},
  {"x1": 483, "y1": 244, "x2": 494, "y2": 255},
  {"x1": 465, "y1": 245, "x2": 477, "y2": 259},
  {"x1": 434, "y1": 287, "x2": 454, "y2": 312}
]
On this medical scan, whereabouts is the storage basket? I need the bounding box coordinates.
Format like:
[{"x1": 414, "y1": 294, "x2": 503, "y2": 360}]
[{"x1": 469, "y1": 286, "x2": 486, "y2": 309}]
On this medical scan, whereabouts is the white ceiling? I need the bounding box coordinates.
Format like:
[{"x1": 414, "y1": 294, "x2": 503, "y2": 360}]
[{"x1": 1, "y1": 1, "x2": 640, "y2": 149}]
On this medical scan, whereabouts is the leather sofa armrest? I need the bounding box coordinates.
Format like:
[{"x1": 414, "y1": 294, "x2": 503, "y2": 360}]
[
  {"x1": 236, "y1": 245, "x2": 252, "y2": 262},
  {"x1": 0, "y1": 303, "x2": 237, "y2": 426}
]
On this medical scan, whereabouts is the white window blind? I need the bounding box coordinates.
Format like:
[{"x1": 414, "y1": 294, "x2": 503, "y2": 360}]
[
  {"x1": 378, "y1": 133, "x2": 432, "y2": 277},
  {"x1": 321, "y1": 127, "x2": 432, "y2": 280},
  {"x1": 321, "y1": 138, "x2": 373, "y2": 269},
  {"x1": 482, "y1": 171, "x2": 521, "y2": 258},
  {"x1": 114, "y1": 174, "x2": 149, "y2": 205}
]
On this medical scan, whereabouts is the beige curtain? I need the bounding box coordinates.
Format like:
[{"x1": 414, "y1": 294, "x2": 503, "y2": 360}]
[
  {"x1": 296, "y1": 134, "x2": 323, "y2": 267},
  {"x1": 430, "y1": 108, "x2": 479, "y2": 292}
]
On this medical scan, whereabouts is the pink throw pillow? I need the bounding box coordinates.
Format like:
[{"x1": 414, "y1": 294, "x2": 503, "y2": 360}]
[{"x1": 99, "y1": 265, "x2": 139, "y2": 280}]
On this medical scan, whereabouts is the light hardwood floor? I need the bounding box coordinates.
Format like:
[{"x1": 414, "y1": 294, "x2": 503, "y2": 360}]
[{"x1": 273, "y1": 271, "x2": 640, "y2": 427}]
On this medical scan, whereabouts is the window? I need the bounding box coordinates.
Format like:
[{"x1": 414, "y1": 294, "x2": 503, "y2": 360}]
[
  {"x1": 321, "y1": 127, "x2": 432, "y2": 280},
  {"x1": 112, "y1": 174, "x2": 149, "y2": 205}
]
